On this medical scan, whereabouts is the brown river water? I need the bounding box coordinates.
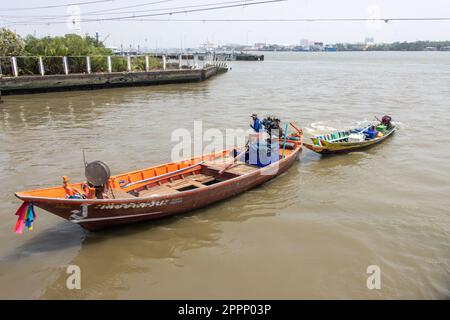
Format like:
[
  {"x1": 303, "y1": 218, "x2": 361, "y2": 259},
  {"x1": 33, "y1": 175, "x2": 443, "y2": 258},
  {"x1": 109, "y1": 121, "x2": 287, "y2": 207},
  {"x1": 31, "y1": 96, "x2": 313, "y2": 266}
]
[{"x1": 0, "y1": 52, "x2": 449, "y2": 299}]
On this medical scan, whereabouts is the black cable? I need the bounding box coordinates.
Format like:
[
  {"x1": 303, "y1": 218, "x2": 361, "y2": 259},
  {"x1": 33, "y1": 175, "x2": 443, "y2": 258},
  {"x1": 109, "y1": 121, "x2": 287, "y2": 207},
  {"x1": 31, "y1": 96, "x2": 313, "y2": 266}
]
[
  {"x1": 6, "y1": 16, "x2": 450, "y2": 27},
  {"x1": 81, "y1": 0, "x2": 286, "y2": 22},
  {"x1": 1, "y1": 0, "x2": 259, "y2": 20},
  {"x1": 130, "y1": 17, "x2": 450, "y2": 22},
  {"x1": 3, "y1": 0, "x2": 285, "y2": 26},
  {"x1": 0, "y1": 0, "x2": 115, "y2": 11},
  {"x1": 85, "y1": 0, "x2": 177, "y2": 14}
]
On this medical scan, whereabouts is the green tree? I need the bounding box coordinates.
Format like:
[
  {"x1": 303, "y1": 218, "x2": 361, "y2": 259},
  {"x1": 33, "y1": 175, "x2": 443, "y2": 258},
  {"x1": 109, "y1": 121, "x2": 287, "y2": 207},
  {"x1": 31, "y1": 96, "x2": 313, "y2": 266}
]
[
  {"x1": 23, "y1": 33, "x2": 114, "y2": 74},
  {"x1": 0, "y1": 28, "x2": 25, "y2": 56},
  {"x1": 1, "y1": 30, "x2": 162, "y2": 75}
]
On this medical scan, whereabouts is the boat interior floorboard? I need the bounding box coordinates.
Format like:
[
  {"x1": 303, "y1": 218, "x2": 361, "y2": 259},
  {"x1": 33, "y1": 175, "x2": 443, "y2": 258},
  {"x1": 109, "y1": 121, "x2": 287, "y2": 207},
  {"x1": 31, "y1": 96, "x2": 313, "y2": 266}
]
[
  {"x1": 108, "y1": 188, "x2": 137, "y2": 199},
  {"x1": 127, "y1": 159, "x2": 262, "y2": 198},
  {"x1": 202, "y1": 160, "x2": 259, "y2": 175},
  {"x1": 136, "y1": 173, "x2": 223, "y2": 197},
  {"x1": 139, "y1": 184, "x2": 180, "y2": 197}
]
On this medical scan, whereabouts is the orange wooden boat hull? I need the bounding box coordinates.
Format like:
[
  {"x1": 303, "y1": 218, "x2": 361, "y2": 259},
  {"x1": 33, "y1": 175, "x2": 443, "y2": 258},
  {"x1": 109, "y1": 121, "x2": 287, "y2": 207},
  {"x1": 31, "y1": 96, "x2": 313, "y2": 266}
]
[{"x1": 15, "y1": 141, "x2": 302, "y2": 231}]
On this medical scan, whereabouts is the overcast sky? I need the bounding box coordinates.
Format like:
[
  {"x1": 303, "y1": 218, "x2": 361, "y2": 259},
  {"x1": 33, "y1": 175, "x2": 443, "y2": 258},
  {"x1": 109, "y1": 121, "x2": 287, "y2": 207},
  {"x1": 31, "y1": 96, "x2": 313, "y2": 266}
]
[{"x1": 2, "y1": 0, "x2": 450, "y2": 48}]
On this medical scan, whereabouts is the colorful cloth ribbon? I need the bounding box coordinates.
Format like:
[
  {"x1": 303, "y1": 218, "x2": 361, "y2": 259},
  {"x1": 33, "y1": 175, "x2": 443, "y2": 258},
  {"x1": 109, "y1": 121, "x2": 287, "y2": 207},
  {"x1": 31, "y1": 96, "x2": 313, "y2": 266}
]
[{"x1": 14, "y1": 202, "x2": 36, "y2": 234}]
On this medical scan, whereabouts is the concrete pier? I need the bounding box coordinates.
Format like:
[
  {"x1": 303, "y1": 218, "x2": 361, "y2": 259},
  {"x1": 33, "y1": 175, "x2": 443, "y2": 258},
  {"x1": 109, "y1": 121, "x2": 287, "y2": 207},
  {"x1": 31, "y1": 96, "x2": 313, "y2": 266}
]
[{"x1": 0, "y1": 66, "x2": 227, "y2": 95}]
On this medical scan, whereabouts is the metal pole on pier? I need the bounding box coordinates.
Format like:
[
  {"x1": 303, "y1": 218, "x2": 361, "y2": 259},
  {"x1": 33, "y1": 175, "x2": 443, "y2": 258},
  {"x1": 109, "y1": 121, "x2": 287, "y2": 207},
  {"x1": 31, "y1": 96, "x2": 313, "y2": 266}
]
[
  {"x1": 62, "y1": 56, "x2": 69, "y2": 75},
  {"x1": 127, "y1": 56, "x2": 132, "y2": 72},
  {"x1": 107, "y1": 56, "x2": 112, "y2": 73},
  {"x1": 86, "y1": 56, "x2": 91, "y2": 74},
  {"x1": 38, "y1": 57, "x2": 45, "y2": 76},
  {"x1": 162, "y1": 55, "x2": 166, "y2": 70},
  {"x1": 178, "y1": 54, "x2": 182, "y2": 69},
  {"x1": 145, "y1": 56, "x2": 150, "y2": 72},
  {"x1": 11, "y1": 57, "x2": 18, "y2": 77}
]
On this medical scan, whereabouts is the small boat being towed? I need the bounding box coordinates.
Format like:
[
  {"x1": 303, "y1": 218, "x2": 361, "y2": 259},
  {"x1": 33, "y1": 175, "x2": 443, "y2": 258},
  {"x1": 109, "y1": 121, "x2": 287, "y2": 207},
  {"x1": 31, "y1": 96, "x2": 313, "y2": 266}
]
[
  {"x1": 15, "y1": 132, "x2": 302, "y2": 231},
  {"x1": 304, "y1": 116, "x2": 396, "y2": 154}
]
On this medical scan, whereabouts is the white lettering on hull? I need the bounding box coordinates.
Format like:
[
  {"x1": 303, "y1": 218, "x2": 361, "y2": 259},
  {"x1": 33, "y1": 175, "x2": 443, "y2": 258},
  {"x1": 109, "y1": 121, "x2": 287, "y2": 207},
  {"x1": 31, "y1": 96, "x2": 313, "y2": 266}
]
[{"x1": 95, "y1": 198, "x2": 182, "y2": 210}]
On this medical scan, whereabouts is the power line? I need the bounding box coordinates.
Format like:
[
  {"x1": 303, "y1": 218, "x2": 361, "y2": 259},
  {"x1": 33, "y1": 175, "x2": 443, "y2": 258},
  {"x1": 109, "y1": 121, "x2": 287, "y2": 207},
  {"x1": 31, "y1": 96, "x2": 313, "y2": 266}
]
[
  {"x1": 1, "y1": 0, "x2": 259, "y2": 20},
  {"x1": 81, "y1": 0, "x2": 287, "y2": 22},
  {"x1": 85, "y1": 0, "x2": 177, "y2": 14},
  {"x1": 131, "y1": 17, "x2": 450, "y2": 22},
  {"x1": 6, "y1": 16, "x2": 450, "y2": 27},
  {"x1": 0, "y1": 0, "x2": 115, "y2": 11},
  {"x1": 4, "y1": 0, "x2": 286, "y2": 26},
  {"x1": 83, "y1": 0, "x2": 260, "y2": 16}
]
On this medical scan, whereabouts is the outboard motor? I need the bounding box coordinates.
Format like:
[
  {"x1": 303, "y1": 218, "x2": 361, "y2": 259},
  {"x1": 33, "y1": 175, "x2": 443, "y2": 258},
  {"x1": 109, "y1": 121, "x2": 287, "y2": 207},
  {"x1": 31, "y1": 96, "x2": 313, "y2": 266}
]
[
  {"x1": 381, "y1": 115, "x2": 393, "y2": 129},
  {"x1": 85, "y1": 161, "x2": 111, "y2": 199}
]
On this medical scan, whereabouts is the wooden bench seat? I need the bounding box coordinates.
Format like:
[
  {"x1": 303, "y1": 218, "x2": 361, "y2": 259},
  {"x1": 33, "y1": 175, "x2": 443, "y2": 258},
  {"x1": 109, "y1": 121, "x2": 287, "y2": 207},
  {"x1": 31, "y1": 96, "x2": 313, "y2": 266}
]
[{"x1": 203, "y1": 160, "x2": 259, "y2": 176}]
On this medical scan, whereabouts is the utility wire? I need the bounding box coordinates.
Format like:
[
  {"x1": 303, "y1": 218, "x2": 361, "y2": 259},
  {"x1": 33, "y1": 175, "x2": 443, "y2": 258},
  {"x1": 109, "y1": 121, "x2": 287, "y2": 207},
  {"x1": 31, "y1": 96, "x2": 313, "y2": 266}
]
[
  {"x1": 6, "y1": 16, "x2": 450, "y2": 27},
  {"x1": 130, "y1": 17, "x2": 450, "y2": 22},
  {"x1": 85, "y1": 0, "x2": 177, "y2": 14},
  {"x1": 0, "y1": 0, "x2": 115, "y2": 11},
  {"x1": 75, "y1": 0, "x2": 285, "y2": 22},
  {"x1": 1, "y1": 0, "x2": 258, "y2": 20},
  {"x1": 4, "y1": 0, "x2": 285, "y2": 26},
  {"x1": 79, "y1": 0, "x2": 258, "y2": 16}
]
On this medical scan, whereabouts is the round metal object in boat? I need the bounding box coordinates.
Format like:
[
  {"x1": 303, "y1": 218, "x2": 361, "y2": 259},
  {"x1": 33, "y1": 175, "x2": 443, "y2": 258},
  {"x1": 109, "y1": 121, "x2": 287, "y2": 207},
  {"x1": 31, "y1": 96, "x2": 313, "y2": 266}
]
[{"x1": 85, "y1": 161, "x2": 111, "y2": 186}]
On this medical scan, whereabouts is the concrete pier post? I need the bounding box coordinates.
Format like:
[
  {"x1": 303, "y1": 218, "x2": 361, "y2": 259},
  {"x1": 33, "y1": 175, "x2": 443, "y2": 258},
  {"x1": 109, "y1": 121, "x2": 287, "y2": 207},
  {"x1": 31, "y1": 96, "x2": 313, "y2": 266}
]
[
  {"x1": 107, "y1": 56, "x2": 112, "y2": 73},
  {"x1": 179, "y1": 55, "x2": 182, "y2": 70},
  {"x1": 63, "y1": 56, "x2": 69, "y2": 75},
  {"x1": 11, "y1": 57, "x2": 18, "y2": 77},
  {"x1": 145, "y1": 56, "x2": 150, "y2": 72},
  {"x1": 127, "y1": 56, "x2": 132, "y2": 72},
  {"x1": 38, "y1": 57, "x2": 45, "y2": 76},
  {"x1": 162, "y1": 55, "x2": 166, "y2": 70},
  {"x1": 86, "y1": 56, "x2": 91, "y2": 74}
]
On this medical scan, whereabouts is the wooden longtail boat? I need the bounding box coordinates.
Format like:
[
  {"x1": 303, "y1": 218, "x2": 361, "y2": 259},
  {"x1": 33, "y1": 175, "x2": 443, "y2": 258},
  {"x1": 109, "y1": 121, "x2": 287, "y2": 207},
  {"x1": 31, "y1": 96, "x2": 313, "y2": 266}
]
[
  {"x1": 304, "y1": 123, "x2": 396, "y2": 154},
  {"x1": 15, "y1": 138, "x2": 302, "y2": 231}
]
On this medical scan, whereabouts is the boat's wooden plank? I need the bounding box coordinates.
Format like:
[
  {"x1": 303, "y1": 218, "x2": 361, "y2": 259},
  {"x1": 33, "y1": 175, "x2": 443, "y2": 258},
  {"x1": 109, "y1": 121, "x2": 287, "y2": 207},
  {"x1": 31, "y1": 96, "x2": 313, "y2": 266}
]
[
  {"x1": 190, "y1": 181, "x2": 207, "y2": 188},
  {"x1": 194, "y1": 176, "x2": 215, "y2": 184},
  {"x1": 136, "y1": 173, "x2": 215, "y2": 194},
  {"x1": 169, "y1": 180, "x2": 196, "y2": 190},
  {"x1": 204, "y1": 160, "x2": 259, "y2": 175},
  {"x1": 189, "y1": 174, "x2": 216, "y2": 183},
  {"x1": 226, "y1": 163, "x2": 259, "y2": 175},
  {"x1": 168, "y1": 178, "x2": 191, "y2": 188},
  {"x1": 139, "y1": 184, "x2": 180, "y2": 197},
  {"x1": 109, "y1": 188, "x2": 136, "y2": 199}
]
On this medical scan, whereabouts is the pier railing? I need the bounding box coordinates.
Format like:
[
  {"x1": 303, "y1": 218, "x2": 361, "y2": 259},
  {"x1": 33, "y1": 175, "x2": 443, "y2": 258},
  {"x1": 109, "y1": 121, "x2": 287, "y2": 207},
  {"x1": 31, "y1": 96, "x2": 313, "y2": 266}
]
[{"x1": 0, "y1": 54, "x2": 228, "y2": 78}]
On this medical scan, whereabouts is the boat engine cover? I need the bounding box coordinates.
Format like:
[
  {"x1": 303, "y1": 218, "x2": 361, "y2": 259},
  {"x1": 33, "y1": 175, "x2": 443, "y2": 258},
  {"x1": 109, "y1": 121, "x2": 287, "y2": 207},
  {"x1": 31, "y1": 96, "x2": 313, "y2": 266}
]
[{"x1": 85, "y1": 161, "x2": 111, "y2": 187}]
